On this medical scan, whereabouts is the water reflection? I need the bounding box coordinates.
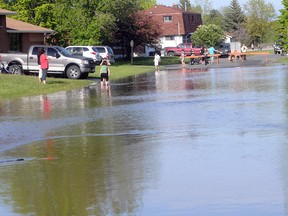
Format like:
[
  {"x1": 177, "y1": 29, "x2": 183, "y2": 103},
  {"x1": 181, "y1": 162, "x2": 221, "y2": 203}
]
[{"x1": 0, "y1": 65, "x2": 288, "y2": 215}]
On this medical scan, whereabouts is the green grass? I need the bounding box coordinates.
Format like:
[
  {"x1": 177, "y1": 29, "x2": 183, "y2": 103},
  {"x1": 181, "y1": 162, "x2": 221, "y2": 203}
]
[{"x1": 0, "y1": 74, "x2": 91, "y2": 100}]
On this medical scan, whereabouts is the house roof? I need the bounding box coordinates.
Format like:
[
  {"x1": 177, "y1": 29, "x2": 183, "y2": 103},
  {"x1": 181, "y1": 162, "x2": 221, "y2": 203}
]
[
  {"x1": 6, "y1": 17, "x2": 54, "y2": 33},
  {"x1": 147, "y1": 4, "x2": 201, "y2": 15},
  {"x1": 0, "y1": 8, "x2": 17, "y2": 15},
  {"x1": 144, "y1": 5, "x2": 202, "y2": 36}
]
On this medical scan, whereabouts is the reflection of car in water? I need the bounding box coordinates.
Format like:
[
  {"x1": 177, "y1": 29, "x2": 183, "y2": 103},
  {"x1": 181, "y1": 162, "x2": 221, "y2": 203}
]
[
  {"x1": 215, "y1": 43, "x2": 231, "y2": 57},
  {"x1": 273, "y1": 41, "x2": 285, "y2": 55},
  {"x1": 273, "y1": 43, "x2": 283, "y2": 54}
]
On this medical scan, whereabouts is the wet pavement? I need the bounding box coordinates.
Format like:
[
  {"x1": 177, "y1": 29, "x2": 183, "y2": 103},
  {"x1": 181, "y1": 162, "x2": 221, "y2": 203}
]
[{"x1": 0, "y1": 57, "x2": 288, "y2": 215}]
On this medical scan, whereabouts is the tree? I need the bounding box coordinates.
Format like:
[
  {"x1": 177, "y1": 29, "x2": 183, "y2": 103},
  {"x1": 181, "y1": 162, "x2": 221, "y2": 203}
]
[
  {"x1": 0, "y1": 0, "x2": 161, "y2": 52},
  {"x1": 244, "y1": 0, "x2": 276, "y2": 44},
  {"x1": 223, "y1": 0, "x2": 245, "y2": 32},
  {"x1": 191, "y1": 0, "x2": 212, "y2": 23},
  {"x1": 191, "y1": 24, "x2": 224, "y2": 47},
  {"x1": 100, "y1": 0, "x2": 162, "y2": 58},
  {"x1": 205, "y1": 9, "x2": 225, "y2": 28},
  {"x1": 179, "y1": 0, "x2": 193, "y2": 11},
  {"x1": 276, "y1": 0, "x2": 288, "y2": 51},
  {"x1": 138, "y1": 0, "x2": 156, "y2": 9}
]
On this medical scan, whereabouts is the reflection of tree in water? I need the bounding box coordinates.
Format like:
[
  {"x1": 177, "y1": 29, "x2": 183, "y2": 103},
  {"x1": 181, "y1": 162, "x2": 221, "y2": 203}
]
[{"x1": 0, "y1": 132, "x2": 159, "y2": 215}]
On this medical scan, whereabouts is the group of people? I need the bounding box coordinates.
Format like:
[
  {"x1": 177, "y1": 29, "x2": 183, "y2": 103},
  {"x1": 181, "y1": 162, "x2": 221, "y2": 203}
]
[
  {"x1": 190, "y1": 46, "x2": 219, "y2": 66},
  {"x1": 152, "y1": 42, "x2": 251, "y2": 71},
  {"x1": 153, "y1": 45, "x2": 219, "y2": 70},
  {"x1": 228, "y1": 44, "x2": 248, "y2": 62}
]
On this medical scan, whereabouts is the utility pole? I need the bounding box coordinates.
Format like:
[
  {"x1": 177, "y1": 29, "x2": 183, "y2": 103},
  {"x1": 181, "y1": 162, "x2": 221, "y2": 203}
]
[{"x1": 185, "y1": 1, "x2": 187, "y2": 11}]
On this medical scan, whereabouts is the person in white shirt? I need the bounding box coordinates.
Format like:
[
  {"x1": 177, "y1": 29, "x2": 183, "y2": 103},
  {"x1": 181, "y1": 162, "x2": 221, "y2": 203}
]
[
  {"x1": 241, "y1": 44, "x2": 248, "y2": 60},
  {"x1": 153, "y1": 52, "x2": 161, "y2": 71}
]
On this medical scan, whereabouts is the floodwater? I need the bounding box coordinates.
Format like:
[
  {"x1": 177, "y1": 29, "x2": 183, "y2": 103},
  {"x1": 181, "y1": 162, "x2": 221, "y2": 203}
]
[{"x1": 0, "y1": 65, "x2": 288, "y2": 216}]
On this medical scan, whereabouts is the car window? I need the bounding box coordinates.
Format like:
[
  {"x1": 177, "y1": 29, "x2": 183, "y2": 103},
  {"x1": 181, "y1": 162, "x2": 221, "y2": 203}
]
[
  {"x1": 83, "y1": 47, "x2": 89, "y2": 51},
  {"x1": 185, "y1": 44, "x2": 191, "y2": 48},
  {"x1": 92, "y1": 47, "x2": 99, "y2": 52},
  {"x1": 66, "y1": 47, "x2": 72, "y2": 52},
  {"x1": 54, "y1": 46, "x2": 73, "y2": 57},
  {"x1": 47, "y1": 48, "x2": 58, "y2": 57},
  {"x1": 96, "y1": 47, "x2": 105, "y2": 53},
  {"x1": 75, "y1": 47, "x2": 83, "y2": 55},
  {"x1": 32, "y1": 47, "x2": 42, "y2": 55},
  {"x1": 107, "y1": 47, "x2": 113, "y2": 54},
  {"x1": 178, "y1": 44, "x2": 184, "y2": 48}
]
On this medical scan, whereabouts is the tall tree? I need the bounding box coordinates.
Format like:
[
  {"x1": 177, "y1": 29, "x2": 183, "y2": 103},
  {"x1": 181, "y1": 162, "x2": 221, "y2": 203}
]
[
  {"x1": 244, "y1": 0, "x2": 276, "y2": 44},
  {"x1": 276, "y1": 0, "x2": 288, "y2": 51},
  {"x1": 190, "y1": 0, "x2": 212, "y2": 23},
  {"x1": 179, "y1": 0, "x2": 193, "y2": 11},
  {"x1": 223, "y1": 0, "x2": 245, "y2": 32},
  {"x1": 205, "y1": 9, "x2": 225, "y2": 28},
  {"x1": 139, "y1": 0, "x2": 156, "y2": 9},
  {"x1": 0, "y1": 0, "x2": 161, "y2": 51}
]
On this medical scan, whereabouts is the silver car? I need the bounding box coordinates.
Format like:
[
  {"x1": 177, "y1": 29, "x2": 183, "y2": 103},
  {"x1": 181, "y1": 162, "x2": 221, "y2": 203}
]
[{"x1": 65, "y1": 46, "x2": 102, "y2": 64}]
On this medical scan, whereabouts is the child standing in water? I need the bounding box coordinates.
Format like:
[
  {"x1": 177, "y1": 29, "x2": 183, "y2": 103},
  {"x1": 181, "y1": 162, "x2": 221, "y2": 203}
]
[{"x1": 100, "y1": 59, "x2": 110, "y2": 86}]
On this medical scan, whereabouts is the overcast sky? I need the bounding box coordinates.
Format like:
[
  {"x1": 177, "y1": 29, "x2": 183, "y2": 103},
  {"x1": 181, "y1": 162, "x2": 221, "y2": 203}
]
[{"x1": 156, "y1": 0, "x2": 284, "y2": 13}]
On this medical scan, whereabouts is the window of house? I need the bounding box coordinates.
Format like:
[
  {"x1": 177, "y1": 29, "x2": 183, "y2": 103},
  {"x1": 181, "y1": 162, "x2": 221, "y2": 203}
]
[
  {"x1": 9, "y1": 34, "x2": 21, "y2": 51},
  {"x1": 190, "y1": 15, "x2": 194, "y2": 23},
  {"x1": 164, "y1": 16, "x2": 172, "y2": 22},
  {"x1": 165, "y1": 36, "x2": 175, "y2": 41}
]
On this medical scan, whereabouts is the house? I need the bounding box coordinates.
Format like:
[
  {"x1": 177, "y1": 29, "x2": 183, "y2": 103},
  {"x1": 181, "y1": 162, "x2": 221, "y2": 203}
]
[
  {"x1": 0, "y1": 8, "x2": 54, "y2": 53},
  {"x1": 143, "y1": 4, "x2": 202, "y2": 56}
]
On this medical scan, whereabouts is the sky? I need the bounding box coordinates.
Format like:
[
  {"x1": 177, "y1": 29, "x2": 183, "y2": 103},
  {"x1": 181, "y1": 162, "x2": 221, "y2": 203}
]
[{"x1": 156, "y1": 0, "x2": 284, "y2": 13}]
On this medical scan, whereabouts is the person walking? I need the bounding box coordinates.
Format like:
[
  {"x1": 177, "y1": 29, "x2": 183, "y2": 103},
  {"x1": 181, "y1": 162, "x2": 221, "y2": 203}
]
[
  {"x1": 40, "y1": 48, "x2": 49, "y2": 84},
  {"x1": 180, "y1": 51, "x2": 185, "y2": 68},
  {"x1": 37, "y1": 48, "x2": 43, "y2": 82},
  {"x1": 100, "y1": 59, "x2": 111, "y2": 86},
  {"x1": 241, "y1": 44, "x2": 248, "y2": 60},
  {"x1": 208, "y1": 45, "x2": 218, "y2": 64},
  {"x1": 153, "y1": 52, "x2": 161, "y2": 71}
]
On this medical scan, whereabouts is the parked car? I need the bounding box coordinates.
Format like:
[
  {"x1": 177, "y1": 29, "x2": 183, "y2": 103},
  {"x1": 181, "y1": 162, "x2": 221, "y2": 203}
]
[
  {"x1": 216, "y1": 43, "x2": 231, "y2": 57},
  {"x1": 0, "y1": 45, "x2": 95, "y2": 79},
  {"x1": 65, "y1": 46, "x2": 102, "y2": 64},
  {"x1": 163, "y1": 43, "x2": 201, "y2": 56},
  {"x1": 93, "y1": 46, "x2": 115, "y2": 63}
]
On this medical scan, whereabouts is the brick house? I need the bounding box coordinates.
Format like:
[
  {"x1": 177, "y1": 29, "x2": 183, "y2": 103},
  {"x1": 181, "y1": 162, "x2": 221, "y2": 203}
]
[
  {"x1": 142, "y1": 4, "x2": 202, "y2": 56},
  {"x1": 0, "y1": 8, "x2": 54, "y2": 53}
]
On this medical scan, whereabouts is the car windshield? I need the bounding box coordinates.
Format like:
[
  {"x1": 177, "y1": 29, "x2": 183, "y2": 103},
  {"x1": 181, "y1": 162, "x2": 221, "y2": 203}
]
[{"x1": 54, "y1": 46, "x2": 73, "y2": 57}]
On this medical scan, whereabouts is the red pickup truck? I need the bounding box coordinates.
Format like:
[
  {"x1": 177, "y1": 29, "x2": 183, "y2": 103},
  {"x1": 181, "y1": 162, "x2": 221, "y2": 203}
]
[{"x1": 164, "y1": 43, "x2": 202, "y2": 56}]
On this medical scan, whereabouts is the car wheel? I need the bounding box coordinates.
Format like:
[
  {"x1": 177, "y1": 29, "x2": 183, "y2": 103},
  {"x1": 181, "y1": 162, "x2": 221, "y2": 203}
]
[
  {"x1": 9, "y1": 64, "x2": 23, "y2": 75},
  {"x1": 167, "y1": 52, "x2": 175, "y2": 57},
  {"x1": 66, "y1": 65, "x2": 81, "y2": 79}
]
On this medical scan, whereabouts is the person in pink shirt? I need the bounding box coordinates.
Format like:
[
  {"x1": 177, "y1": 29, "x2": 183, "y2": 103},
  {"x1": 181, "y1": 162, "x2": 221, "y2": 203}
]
[{"x1": 40, "y1": 48, "x2": 49, "y2": 84}]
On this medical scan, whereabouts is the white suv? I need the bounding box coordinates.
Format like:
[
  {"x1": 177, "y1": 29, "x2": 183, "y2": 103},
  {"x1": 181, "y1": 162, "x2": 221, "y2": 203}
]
[
  {"x1": 65, "y1": 46, "x2": 102, "y2": 64},
  {"x1": 94, "y1": 46, "x2": 115, "y2": 63}
]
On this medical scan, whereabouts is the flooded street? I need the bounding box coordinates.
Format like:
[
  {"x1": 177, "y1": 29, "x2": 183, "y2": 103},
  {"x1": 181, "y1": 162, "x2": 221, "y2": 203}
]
[{"x1": 0, "y1": 65, "x2": 288, "y2": 215}]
